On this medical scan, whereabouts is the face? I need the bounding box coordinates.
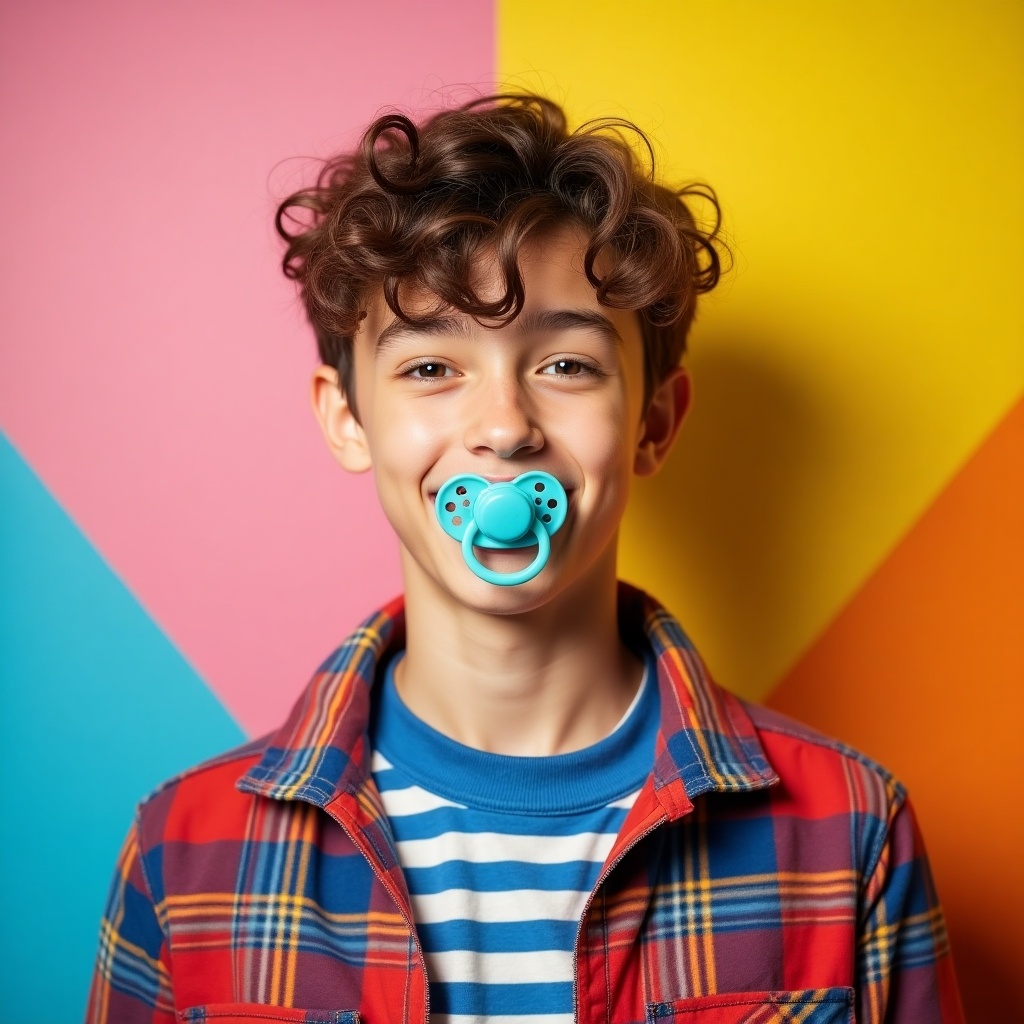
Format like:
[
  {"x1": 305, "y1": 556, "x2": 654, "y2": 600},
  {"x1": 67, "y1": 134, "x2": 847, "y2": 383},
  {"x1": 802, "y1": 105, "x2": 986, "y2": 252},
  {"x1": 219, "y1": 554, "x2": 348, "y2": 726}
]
[{"x1": 313, "y1": 223, "x2": 689, "y2": 616}]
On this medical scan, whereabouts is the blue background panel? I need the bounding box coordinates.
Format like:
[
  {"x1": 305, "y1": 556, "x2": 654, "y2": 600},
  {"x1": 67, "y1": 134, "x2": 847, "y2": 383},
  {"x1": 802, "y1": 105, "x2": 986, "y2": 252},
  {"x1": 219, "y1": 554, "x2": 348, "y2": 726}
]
[{"x1": 0, "y1": 433, "x2": 245, "y2": 1022}]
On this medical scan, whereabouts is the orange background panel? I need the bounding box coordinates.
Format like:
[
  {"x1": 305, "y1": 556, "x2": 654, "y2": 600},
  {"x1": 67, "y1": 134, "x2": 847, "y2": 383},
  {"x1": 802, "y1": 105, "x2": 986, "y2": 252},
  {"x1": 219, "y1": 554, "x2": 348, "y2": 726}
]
[{"x1": 767, "y1": 397, "x2": 1024, "y2": 1020}]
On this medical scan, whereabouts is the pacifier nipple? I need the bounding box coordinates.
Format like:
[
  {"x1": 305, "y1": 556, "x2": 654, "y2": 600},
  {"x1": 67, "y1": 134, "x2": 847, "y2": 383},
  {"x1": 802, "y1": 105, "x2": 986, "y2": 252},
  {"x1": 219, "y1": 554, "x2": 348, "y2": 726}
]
[{"x1": 434, "y1": 471, "x2": 568, "y2": 586}]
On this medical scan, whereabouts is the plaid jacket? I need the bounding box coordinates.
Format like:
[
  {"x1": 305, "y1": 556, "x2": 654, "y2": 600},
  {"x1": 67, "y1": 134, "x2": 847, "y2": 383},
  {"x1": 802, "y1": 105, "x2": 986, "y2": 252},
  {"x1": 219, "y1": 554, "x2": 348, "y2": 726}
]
[{"x1": 87, "y1": 586, "x2": 964, "y2": 1024}]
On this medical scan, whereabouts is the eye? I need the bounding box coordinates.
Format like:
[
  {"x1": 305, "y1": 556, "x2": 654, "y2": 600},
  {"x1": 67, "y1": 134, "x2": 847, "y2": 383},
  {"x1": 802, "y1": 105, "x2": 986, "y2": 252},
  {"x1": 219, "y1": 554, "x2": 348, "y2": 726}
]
[
  {"x1": 540, "y1": 358, "x2": 598, "y2": 377},
  {"x1": 405, "y1": 361, "x2": 455, "y2": 379}
]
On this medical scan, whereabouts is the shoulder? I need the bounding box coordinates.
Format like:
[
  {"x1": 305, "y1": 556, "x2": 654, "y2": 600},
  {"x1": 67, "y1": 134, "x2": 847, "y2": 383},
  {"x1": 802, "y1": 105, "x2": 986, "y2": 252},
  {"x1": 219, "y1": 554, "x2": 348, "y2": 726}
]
[
  {"x1": 132, "y1": 734, "x2": 272, "y2": 851},
  {"x1": 741, "y1": 701, "x2": 907, "y2": 863},
  {"x1": 746, "y1": 700, "x2": 903, "y2": 790}
]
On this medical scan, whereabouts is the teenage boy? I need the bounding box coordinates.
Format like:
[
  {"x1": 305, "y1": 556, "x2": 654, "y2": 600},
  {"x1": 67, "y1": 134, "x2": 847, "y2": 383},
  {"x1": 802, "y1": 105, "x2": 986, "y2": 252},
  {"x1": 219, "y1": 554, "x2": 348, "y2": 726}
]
[{"x1": 88, "y1": 94, "x2": 964, "y2": 1024}]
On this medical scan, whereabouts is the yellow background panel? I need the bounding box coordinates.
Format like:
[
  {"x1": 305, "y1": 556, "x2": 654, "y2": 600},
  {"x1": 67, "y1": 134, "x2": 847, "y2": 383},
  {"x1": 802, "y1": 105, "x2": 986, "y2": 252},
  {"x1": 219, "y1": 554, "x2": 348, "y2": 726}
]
[{"x1": 499, "y1": 0, "x2": 1024, "y2": 699}]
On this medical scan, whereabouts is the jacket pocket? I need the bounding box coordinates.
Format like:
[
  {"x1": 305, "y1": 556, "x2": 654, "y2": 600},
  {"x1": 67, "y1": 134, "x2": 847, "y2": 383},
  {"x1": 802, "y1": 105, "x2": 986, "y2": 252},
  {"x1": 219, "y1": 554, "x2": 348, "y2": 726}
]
[
  {"x1": 179, "y1": 1007, "x2": 359, "y2": 1024},
  {"x1": 646, "y1": 987, "x2": 854, "y2": 1024}
]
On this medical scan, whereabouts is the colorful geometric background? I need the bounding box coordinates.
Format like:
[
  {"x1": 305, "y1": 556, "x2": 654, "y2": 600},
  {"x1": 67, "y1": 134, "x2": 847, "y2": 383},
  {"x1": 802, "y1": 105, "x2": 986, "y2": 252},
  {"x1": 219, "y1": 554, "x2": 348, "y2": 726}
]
[{"x1": 1, "y1": 3, "x2": 1020, "y2": 1021}]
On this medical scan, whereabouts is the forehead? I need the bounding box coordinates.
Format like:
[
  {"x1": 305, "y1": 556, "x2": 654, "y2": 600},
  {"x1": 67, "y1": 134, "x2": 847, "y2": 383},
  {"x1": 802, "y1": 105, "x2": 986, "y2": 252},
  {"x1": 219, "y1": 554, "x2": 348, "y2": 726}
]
[{"x1": 359, "y1": 223, "x2": 641, "y2": 349}]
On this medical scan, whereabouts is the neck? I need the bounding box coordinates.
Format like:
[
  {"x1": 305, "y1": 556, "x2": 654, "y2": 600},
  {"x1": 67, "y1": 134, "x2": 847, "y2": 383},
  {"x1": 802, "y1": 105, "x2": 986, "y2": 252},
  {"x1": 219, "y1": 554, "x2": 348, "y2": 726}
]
[{"x1": 396, "y1": 544, "x2": 642, "y2": 756}]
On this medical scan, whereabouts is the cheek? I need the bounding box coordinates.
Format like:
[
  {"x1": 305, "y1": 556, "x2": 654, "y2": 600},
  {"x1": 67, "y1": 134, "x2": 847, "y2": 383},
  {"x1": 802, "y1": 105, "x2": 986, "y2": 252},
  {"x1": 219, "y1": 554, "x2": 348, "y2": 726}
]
[
  {"x1": 563, "y1": 399, "x2": 638, "y2": 505},
  {"x1": 368, "y1": 402, "x2": 448, "y2": 476}
]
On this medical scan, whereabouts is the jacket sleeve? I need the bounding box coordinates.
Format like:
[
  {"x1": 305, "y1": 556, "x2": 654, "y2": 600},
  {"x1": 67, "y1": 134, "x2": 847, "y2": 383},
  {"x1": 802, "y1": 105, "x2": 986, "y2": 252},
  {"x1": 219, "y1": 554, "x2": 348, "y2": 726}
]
[
  {"x1": 85, "y1": 817, "x2": 175, "y2": 1024},
  {"x1": 856, "y1": 792, "x2": 965, "y2": 1024}
]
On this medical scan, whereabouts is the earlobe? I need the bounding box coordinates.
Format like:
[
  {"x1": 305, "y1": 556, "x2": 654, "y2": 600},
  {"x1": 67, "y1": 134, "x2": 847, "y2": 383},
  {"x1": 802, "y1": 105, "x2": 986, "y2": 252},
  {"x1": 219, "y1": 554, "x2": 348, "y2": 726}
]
[
  {"x1": 633, "y1": 368, "x2": 691, "y2": 477},
  {"x1": 310, "y1": 366, "x2": 373, "y2": 473}
]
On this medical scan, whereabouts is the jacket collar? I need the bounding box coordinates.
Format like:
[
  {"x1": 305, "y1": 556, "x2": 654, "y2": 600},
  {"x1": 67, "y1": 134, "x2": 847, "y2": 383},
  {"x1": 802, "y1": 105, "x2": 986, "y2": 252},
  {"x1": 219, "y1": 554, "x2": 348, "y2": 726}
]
[{"x1": 237, "y1": 584, "x2": 778, "y2": 816}]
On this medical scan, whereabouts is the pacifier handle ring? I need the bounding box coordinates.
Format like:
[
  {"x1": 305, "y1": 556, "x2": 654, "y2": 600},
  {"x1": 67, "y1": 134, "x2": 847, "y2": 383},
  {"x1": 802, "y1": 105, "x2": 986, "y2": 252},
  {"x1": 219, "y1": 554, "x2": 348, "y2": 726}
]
[{"x1": 461, "y1": 519, "x2": 550, "y2": 587}]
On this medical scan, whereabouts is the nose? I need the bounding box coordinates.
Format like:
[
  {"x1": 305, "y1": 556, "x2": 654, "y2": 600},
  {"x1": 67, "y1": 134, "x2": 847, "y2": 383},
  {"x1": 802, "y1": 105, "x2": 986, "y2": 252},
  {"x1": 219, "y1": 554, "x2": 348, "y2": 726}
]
[{"x1": 463, "y1": 377, "x2": 544, "y2": 459}]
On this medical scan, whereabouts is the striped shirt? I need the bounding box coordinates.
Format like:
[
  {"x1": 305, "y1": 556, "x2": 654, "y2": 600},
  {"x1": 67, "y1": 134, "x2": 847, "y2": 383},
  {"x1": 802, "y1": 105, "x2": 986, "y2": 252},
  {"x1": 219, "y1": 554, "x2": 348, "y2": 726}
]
[{"x1": 371, "y1": 649, "x2": 658, "y2": 1023}]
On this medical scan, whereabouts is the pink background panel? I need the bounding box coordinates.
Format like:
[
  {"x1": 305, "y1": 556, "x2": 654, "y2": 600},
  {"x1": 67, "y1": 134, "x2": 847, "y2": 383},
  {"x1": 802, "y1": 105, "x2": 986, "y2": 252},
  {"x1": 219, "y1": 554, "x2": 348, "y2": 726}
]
[{"x1": 0, "y1": 2, "x2": 494, "y2": 735}]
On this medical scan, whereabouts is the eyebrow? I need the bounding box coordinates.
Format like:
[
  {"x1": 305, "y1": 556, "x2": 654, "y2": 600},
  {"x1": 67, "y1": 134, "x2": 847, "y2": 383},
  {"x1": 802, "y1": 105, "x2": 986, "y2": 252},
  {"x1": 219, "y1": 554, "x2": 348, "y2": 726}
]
[{"x1": 374, "y1": 307, "x2": 623, "y2": 353}]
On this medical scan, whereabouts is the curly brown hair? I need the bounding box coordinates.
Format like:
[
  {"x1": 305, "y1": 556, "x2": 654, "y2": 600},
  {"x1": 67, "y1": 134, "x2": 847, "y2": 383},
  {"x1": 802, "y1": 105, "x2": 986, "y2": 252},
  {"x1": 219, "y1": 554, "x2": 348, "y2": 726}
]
[{"x1": 277, "y1": 93, "x2": 725, "y2": 412}]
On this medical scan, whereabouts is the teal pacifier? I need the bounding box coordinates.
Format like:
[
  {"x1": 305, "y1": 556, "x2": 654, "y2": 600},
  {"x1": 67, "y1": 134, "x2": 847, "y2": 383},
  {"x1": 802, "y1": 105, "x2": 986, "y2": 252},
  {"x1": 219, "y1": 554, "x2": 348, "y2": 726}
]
[{"x1": 435, "y1": 471, "x2": 568, "y2": 586}]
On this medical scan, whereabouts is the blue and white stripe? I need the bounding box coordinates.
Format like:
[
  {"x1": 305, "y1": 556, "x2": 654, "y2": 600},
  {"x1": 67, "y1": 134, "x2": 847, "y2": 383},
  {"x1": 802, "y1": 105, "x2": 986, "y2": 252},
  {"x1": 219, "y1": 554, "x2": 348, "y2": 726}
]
[{"x1": 370, "y1": 648, "x2": 658, "y2": 1024}]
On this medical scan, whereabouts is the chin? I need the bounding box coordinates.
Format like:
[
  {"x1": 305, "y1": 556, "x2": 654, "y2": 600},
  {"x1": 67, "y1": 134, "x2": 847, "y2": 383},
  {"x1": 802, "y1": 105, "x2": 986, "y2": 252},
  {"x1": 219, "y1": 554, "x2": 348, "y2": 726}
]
[
  {"x1": 425, "y1": 549, "x2": 568, "y2": 615},
  {"x1": 404, "y1": 530, "x2": 612, "y2": 615},
  {"x1": 456, "y1": 577, "x2": 567, "y2": 617}
]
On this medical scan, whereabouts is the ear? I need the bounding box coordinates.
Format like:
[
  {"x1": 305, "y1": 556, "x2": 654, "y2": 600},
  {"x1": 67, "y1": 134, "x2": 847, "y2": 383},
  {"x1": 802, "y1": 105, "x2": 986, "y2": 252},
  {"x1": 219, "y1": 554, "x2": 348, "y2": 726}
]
[
  {"x1": 311, "y1": 365, "x2": 373, "y2": 473},
  {"x1": 633, "y1": 367, "x2": 691, "y2": 477}
]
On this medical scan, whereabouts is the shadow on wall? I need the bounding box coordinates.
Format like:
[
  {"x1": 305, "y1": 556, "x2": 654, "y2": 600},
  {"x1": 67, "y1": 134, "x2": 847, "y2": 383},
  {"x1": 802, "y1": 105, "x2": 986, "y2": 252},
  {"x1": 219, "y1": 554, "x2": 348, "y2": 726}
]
[
  {"x1": 952, "y1": 917, "x2": 1024, "y2": 1021},
  {"x1": 622, "y1": 329, "x2": 838, "y2": 701}
]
